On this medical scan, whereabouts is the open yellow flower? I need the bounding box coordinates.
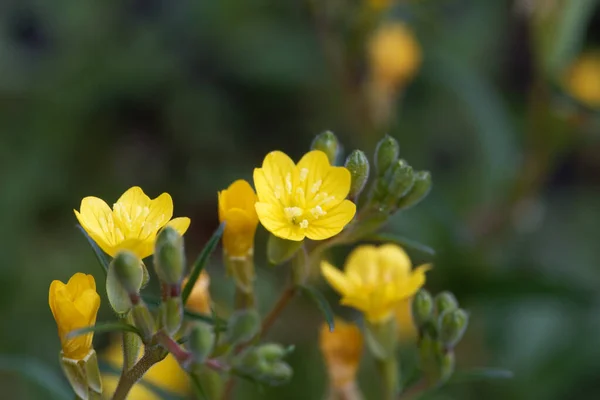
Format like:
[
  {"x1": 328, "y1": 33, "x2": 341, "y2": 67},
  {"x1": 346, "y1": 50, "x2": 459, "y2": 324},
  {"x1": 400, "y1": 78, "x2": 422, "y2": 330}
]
[
  {"x1": 319, "y1": 318, "x2": 363, "y2": 390},
  {"x1": 75, "y1": 186, "x2": 190, "y2": 259},
  {"x1": 184, "y1": 270, "x2": 212, "y2": 314},
  {"x1": 218, "y1": 180, "x2": 259, "y2": 258},
  {"x1": 321, "y1": 244, "x2": 430, "y2": 324},
  {"x1": 49, "y1": 273, "x2": 101, "y2": 360},
  {"x1": 254, "y1": 150, "x2": 356, "y2": 241}
]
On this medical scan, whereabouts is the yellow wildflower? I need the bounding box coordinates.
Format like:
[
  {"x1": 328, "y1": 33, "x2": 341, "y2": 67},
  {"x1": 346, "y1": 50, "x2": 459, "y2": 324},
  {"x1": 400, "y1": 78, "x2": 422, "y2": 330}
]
[
  {"x1": 394, "y1": 298, "x2": 417, "y2": 342},
  {"x1": 321, "y1": 244, "x2": 430, "y2": 323},
  {"x1": 218, "y1": 180, "x2": 259, "y2": 258},
  {"x1": 184, "y1": 270, "x2": 212, "y2": 314},
  {"x1": 49, "y1": 273, "x2": 101, "y2": 360},
  {"x1": 370, "y1": 0, "x2": 393, "y2": 11},
  {"x1": 369, "y1": 23, "x2": 422, "y2": 89},
  {"x1": 319, "y1": 319, "x2": 363, "y2": 390},
  {"x1": 254, "y1": 150, "x2": 356, "y2": 241},
  {"x1": 563, "y1": 50, "x2": 600, "y2": 109},
  {"x1": 75, "y1": 186, "x2": 190, "y2": 259}
]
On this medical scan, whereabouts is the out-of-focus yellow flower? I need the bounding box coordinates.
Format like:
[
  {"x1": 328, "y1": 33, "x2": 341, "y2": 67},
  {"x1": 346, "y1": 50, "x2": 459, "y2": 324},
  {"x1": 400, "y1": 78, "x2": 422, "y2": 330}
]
[
  {"x1": 49, "y1": 273, "x2": 100, "y2": 360},
  {"x1": 184, "y1": 270, "x2": 212, "y2": 314},
  {"x1": 218, "y1": 180, "x2": 259, "y2": 258},
  {"x1": 254, "y1": 150, "x2": 356, "y2": 241},
  {"x1": 321, "y1": 244, "x2": 430, "y2": 324},
  {"x1": 319, "y1": 319, "x2": 363, "y2": 390},
  {"x1": 564, "y1": 50, "x2": 600, "y2": 109},
  {"x1": 368, "y1": 23, "x2": 422, "y2": 89},
  {"x1": 394, "y1": 298, "x2": 417, "y2": 342},
  {"x1": 75, "y1": 186, "x2": 190, "y2": 259},
  {"x1": 369, "y1": 0, "x2": 393, "y2": 11},
  {"x1": 102, "y1": 340, "x2": 190, "y2": 399}
]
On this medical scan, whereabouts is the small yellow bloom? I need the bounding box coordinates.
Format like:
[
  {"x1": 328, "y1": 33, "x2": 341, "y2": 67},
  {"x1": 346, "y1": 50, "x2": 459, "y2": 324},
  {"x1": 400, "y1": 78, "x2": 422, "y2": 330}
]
[
  {"x1": 369, "y1": 23, "x2": 422, "y2": 89},
  {"x1": 184, "y1": 270, "x2": 212, "y2": 314},
  {"x1": 319, "y1": 318, "x2": 363, "y2": 390},
  {"x1": 218, "y1": 180, "x2": 259, "y2": 258},
  {"x1": 49, "y1": 273, "x2": 101, "y2": 360},
  {"x1": 75, "y1": 186, "x2": 190, "y2": 259},
  {"x1": 254, "y1": 150, "x2": 356, "y2": 241},
  {"x1": 321, "y1": 244, "x2": 430, "y2": 323},
  {"x1": 394, "y1": 298, "x2": 417, "y2": 342},
  {"x1": 563, "y1": 50, "x2": 600, "y2": 109}
]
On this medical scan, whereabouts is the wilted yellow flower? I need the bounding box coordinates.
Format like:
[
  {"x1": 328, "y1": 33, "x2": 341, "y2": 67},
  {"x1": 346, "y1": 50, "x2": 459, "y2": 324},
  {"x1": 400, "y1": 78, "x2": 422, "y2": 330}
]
[
  {"x1": 321, "y1": 244, "x2": 430, "y2": 323},
  {"x1": 75, "y1": 186, "x2": 190, "y2": 259},
  {"x1": 564, "y1": 50, "x2": 600, "y2": 109},
  {"x1": 49, "y1": 273, "x2": 101, "y2": 360},
  {"x1": 369, "y1": 23, "x2": 422, "y2": 89},
  {"x1": 218, "y1": 180, "x2": 259, "y2": 258},
  {"x1": 394, "y1": 298, "x2": 417, "y2": 342},
  {"x1": 185, "y1": 270, "x2": 212, "y2": 314},
  {"x1": 319, "y1": 319, "x2": 363, "y2": 390},
  {"x1": 254, "y1": 150, "x2": 356, "y2": 241}
]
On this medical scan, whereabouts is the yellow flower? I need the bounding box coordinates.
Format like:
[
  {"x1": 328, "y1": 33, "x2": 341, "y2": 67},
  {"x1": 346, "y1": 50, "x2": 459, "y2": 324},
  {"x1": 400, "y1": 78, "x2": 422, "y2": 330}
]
[
  {"x1": 369, "y1": 0, "x2": 393, "y2": 10},
  {"x1": 102, "y1": 340, "x2": 190, "y2": 398},
  {"x1": 394, "y1": 298, "x2": 417, "y2": 343},
  {"x1": 563, "y1": 50, "x2": 600, "y2": 109},
  {"x1": 184, "y1": 270, "x2": 212, "y2": 314},
  {"x1": 49, "y1": 273, "x2": 101, "y2": 360},
  {"x1": 75, "y1": 186, "x2": 191, "y2": 259},
  {"x1": 319, "y1": 318, "x2": 363, "y2": 390},
  {"x1": 369, "y1": 23, "x2": 422, "y2": 89},
  {"x1": 218, "y1": 180, "x2": 259, "y2": 258},
  {"x1": 254, "y1": 150, "x2": 356, "y2": 241},
  {"x1": 321, "y1": 244, "x2": 430, "y2": 323}
]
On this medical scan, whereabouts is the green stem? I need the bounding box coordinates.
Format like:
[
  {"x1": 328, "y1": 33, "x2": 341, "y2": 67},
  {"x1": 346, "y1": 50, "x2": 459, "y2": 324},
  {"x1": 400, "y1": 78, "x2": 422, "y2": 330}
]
[
  {"x1": 111, "y1": 348, "x2": 164, "y2": 400},
  {"x1": 377, "y1": 357, "x2": 399, "y2": 400}
]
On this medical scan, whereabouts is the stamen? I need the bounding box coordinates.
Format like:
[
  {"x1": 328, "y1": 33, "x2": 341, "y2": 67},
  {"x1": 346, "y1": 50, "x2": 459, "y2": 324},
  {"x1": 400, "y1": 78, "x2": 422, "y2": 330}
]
[
  {"x1": 299, "y1": 219, "x2": 309, "y2": 229},
  {"x1": 310, "y1": 205, "x2": 326, "y2": 219},
  {"x1": 311, "y1": 180, "x2": 322, "y2": 193},
  {"x1": 300, "y1": 168, "x2": 309, "y2": 182},
  {"x1": 285, "y1": 173, "x2": 293, "y2": 194}
]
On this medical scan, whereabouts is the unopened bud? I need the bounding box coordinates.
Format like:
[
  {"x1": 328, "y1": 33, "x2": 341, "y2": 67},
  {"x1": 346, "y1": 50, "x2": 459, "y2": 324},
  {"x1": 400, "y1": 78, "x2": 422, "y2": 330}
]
[
  {"x1": 434, "y1": 291, "x2": 458, "y2": 316},
  {"x1": 387, "y1": 159, "x2": 415, "y2": 205},
  {"x1": 437, "y1": 347, "x2": 455, "y2": 383},
  {"x1": 438, "y1": 308, "x2": 469, "y2": 348},
  {"x1": 375, "y1": 135, "x2": 399, "y2": 175},
  {"x1": 188, "y1": 323, "x2": 215, "y2": 364},
  {"x1": 397, "y1": 170, "x2": 432, "y2": 210},
  {"x1": 260, "y1": 361, "x2": 293, "y2": 385},
  {"x1": 311, "y1": 130, "x2": 340, "y2": 164},
  {"x1": 226, "y1": 309, "x2": 260, "y2": 346},
  {"x1": 131, "y1": 303, "x2": 156, "y2": 342},
  {"x1": 154, "y1": 226, "x2": 185, "y2": 285},
  {"x1": 162, "y1": 297, "x2": 183, "y2": 336},
  {"x1": 256, "y1": 343, "x2": 287, "y2": 362},
  {"x1": 112, "y1": 251, "x2": 143, "y2": 295},
  {"x1": 345, "y1": 150, "x2": 370, "y2": 198},
  {"x1": 412, "y1": 289, "x2": 433, "y2": 328}
]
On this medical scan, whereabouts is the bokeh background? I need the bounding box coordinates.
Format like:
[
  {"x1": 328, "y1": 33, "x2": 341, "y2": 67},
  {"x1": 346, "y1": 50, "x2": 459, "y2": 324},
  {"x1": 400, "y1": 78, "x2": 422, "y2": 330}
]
[{"x1": 2, "y1": 0, "x2": 600, "y2": 399}]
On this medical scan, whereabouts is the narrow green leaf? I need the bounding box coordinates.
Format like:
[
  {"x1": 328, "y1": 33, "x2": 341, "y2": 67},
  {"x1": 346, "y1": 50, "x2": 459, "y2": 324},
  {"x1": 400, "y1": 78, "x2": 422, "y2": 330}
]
[
  {"x1": 298, "y1": 285, "x2": 335, "y2": 332},
  {"x1": 67, "y1": 321, "x2": 141, "y2": 339},
  {"x1": 182, "y1": 223, "x2": 225, "y2": 304},
  {"x1": 366, "y1": 233, "x2": 436, "y2": 256},
  {"x1": 189, "y1": 373, "x2": 208, "y2": 400},
  {"x1": 450, "y1": 368, "x2": 514, "y2": 383},
  {"x1": 77, "y1": 224, "x2": 110, "y2": 275},
  {"x1": 0, "y1": 355, "x2": 73, "y2": 400}
]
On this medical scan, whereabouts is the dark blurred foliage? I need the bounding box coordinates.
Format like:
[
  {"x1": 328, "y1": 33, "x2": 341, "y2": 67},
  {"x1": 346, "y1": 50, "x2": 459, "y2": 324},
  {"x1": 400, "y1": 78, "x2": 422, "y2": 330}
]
[{"x1": 2, "y1": 0, "x2": 600, "y2": 399}]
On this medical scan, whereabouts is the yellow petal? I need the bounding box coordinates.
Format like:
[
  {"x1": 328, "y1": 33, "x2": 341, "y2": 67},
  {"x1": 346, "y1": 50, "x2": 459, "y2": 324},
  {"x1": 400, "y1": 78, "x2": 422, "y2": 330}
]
[
  {"x1": 115, "y1": 186, "x2": 152, "y2": 210},
  {"x1": 144, "y1": 354, "x2": 190, "y2": 395},
  {"x1": 305, "y1": 200, "x2": 356, "y2": 240},
  {"x1": 219, "y1": 180, "x2": 258, "y2": 222},
  {"x1": 147, "y1": 193, "x2": 174, "y2": 229},
  {"x1": 222, "y1": 208, "x2": 257, "y2": 257},
  {"x1": 344, "y1": 245, "x2": 378, "y2": 282},
  {"x1": 65, "y1": 273, "x2": 97, "y2": 298},
  {"x1": 377, "y1": 244, "x2": 412, "y2": 277},
  {"x1": 48, "y1": 280, "x2": 66, "y2": 323},
  {"x1": 297, "y1": 151, "x2": 352, "y2": 207},
  {"x1": 166, "y1": 217, "x2": 191, "y2": 236},
  {"x1": 321, "y1": 261, "x2": 352, "y2": 296},
  {"x1": 401, "y1": 264, "x2": 431, "y2": 297},
  {"x1": 75, "y1": 197, "x2": 116, "y2": 255},
  {"x1": 254, "y1": 151, "x2": 296, "y2": 204},
  {"x1": 255, "y1": 202, "x2": 304, "y2": 241}
]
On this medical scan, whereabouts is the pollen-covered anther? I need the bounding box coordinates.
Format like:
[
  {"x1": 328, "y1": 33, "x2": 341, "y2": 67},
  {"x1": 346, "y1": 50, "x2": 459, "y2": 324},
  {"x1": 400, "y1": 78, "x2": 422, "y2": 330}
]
[
  {"x1": 284, "y1": 206, "x2": 303, "y2": 220},
  {"x1": 285, "y1": 173, "x2": 293, "y2": 194},
  {"x1": 310, "y1": 205, "x2": 326, "y2": 219},
  {"x1": 311, "y1": 180, "x2": 323, "y2": 193},
  {"x1": 299, "y1": 219, "x2": 309, "y2": 229},
  {"x1": 300, "y1": 168, "x2": 309, "y2": 182}
]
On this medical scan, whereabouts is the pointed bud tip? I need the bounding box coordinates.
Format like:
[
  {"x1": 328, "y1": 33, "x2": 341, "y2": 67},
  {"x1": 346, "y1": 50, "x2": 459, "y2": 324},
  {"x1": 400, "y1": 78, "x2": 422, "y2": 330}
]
[
  {"x1": 154, "y1": 226, "x2": 186, "y2": 285},
  {"x1": 311, "y1": 130, "x2": 341, "y2": 164},
  {"x1": 434, "y1": 291, "x2": 458, "y2": 316},
  {"x1": 375, "y1": 134, "x2": 400, "y2": 175},
  {"x1": 345, "y1": 150, "x2": 370, "y2": 198}
]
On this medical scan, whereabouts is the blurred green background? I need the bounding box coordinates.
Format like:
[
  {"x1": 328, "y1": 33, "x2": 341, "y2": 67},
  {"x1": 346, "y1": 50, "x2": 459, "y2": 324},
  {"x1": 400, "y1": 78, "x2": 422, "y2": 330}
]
[{"x1": 2, "y1": 0, "x2": 600, "y2": 399}]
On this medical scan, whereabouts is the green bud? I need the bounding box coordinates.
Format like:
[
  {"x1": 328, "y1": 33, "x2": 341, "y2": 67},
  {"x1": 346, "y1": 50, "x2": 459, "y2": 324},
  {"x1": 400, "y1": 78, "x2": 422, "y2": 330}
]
[
  {"x1": 226, "y1": 309, "x2": 260, "y2": 346},
  {"x1": 375, "y1": 135, "x2": 399, "y2": 175},
  {"x1": 154, "y1": 226, "x2": 186, "y2": 285},
  {"x1": 161, "y1": 297, "x2": 184, "y2": 336},
  {"x1": 412, "y1": 289, "x2": 434, "y2": 328},
  {"x1": 60, "y1": 349, "x2": 102, "y2": 400},
  {"x1": 344, "y1": 150, "x2": 370, "y2": 198},
  {"x1": 311, "y1": 130, "x2": 340, "y2": 164},
  {"x1": 267, "y1": 234, "x2": 303, "y2": 265},
  {"x1": 107, "y1": 255, "x2": 142, "y2": 314},
  {"x1": 131, "y1": 303, "x2": 156, "y2": 342},
  {"x1": 438, "y1": 308, "x2": 469, "y2": 348},
  {"x1": 112, "y1": 251, "x2": 144, "y2": 295},
  {"x1": 255, "y1": 343, "x2": 287, "y2": 362},
  {"x1": 386, "y1": 159, "x2": 415, "y2": 206},
  {"x1": 260, "y1": 361, "x2": 293, "y2": 385},
  {"x1": 435, "y1": 291, "x2": 458, "y2": 316},
  {"x1": 188, "y1": 323, "x2": 215, "y2": 364},
  {"x1": 397, "y1": 171, "x2": 432, "y2": 210},
  {"x1": 436, "y1": 346, "x2": 455, "y2": 383}
]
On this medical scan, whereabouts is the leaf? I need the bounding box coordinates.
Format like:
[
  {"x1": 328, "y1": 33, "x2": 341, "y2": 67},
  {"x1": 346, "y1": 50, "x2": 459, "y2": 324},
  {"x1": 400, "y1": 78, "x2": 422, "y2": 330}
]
[
  {"x1": 67, "y1": 321, "x2": 141, "y2": 339},
  {"x1": 366, "y1": 233, "x2": 436, "y2": 256},
  {"x1": 77, "y1": 224, "x2": 111, "y2": 275},
  {"x1": 182, "y1": 222, "x2": 225, "y2": 304},
  {"x1": 449, "y1": 368, "x2": 514, "y2": 384},
  {"x1": 0, "y1": 356, "x2": 73, "y2": 400},
  {"x1": 298, "y1": 285, "x2": 335, "y2": 332},
  {"x1": 189, "y1": 373, "x2": 208, "y2": 400}
]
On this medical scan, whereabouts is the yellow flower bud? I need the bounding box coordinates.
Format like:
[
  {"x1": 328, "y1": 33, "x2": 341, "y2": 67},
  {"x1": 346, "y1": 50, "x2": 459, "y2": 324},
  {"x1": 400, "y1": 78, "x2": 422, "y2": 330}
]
[
  {"x1": 321, "y1": 244, "x2": 430, "y2": 323},
  {"x1": 184, "y1": 270, "x2": 211, "y2": 314},
  {"x1": 49, "y1": 273, "x2": 100, "y2": 360},
  {"x1": 563, "y1": 50, "x2": 600, "y2": 109},
  {"x1": 319, "y1": 319, "x2": 363, "y2": 390},
  {"x1": 218, "y1": 180, "x2": 259, "y2": 258},
  {"x1": 368, "y1": 23, "x2": 422, "y2": 89}
]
